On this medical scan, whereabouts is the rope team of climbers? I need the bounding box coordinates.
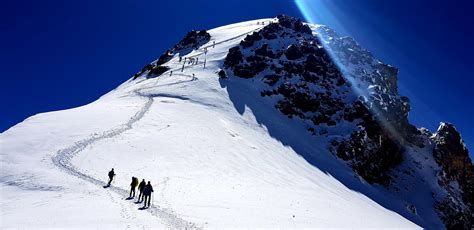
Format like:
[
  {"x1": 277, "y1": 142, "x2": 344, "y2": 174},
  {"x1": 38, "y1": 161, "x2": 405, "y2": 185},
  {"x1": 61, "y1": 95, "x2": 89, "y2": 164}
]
[{"x1": 105, "y1": 168, "x2": 154, "y2": 209}]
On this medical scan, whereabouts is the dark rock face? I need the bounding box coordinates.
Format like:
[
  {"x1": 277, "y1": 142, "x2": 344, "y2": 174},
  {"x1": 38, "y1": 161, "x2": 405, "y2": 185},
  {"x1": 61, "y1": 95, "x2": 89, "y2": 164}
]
[
  {"x1": 156, "y1": 30, "x2": 211, "y2": 66},
  {"x1": 224, "y1": 15, "x2": 347, "y2": 123},
  {"x1": 276, "y1": 15, "x2": 312, "y2": 34},
  {"x1": 317, "y1": 26, "x2": 413, "y2": 142},
  {"x1": 223, "y1": 15, "x2": 473, "y2": 228},
  {"x1": 240, "y1": 32, "x2": 262, "y2": 48},
  {"x1": 224, "y1": 47, "x2": 243, "y2": 67},
  {"x1": 284, "y1": 44, "x2": 304, "y2": 60},
  {"x1": 433, "y1": 123, "x2": 472, "y2": 185},
  {"x1": 133, "y1": 64, "x2": 170, "y2": 79},
  {"x1": 223, "y1": 15, "x2": 404, "y2": 184},
  {"x1": 336, "y1": 100, "x2": 404, "y2": 185},
  {"x1": 224, "y1": 15, "x2": 313, "y2": 79},
  {"x1": 127, "y1": 14, "x2": 472, "y2": 228},
  {"x1": 218, "y1": 69, "x2": 227, "y2": 79},
  {"x1": 133, "y1": 64, "x2": 154, "y2": 79},
  {"x1": 148, "y1": 65, "x2": 170, "y2": 76},
  {"x1": 132, "y1": 30, "x2": 211, "y2": 79},
  {"x1": 432, "y1": 123, "x2": 474, "y2": 229}
]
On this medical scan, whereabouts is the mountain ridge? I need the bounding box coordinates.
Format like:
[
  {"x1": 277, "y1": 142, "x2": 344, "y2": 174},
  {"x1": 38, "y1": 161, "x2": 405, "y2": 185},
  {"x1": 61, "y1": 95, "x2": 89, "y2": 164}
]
[{"x1": 1, "y1": 15, "x2": 472, "y2": 229}]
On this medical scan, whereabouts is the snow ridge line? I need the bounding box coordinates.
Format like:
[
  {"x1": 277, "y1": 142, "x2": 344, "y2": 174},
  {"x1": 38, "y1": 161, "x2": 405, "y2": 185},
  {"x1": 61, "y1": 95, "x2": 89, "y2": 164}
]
[
  {"x1": 50, "y1": 22, "x2": 268, "y2": 228},
  {"x1": 146, "y1": 24, "x2": 266, "y2": 77},
  {"x1": 188, "y1": 24, "x2": 266, "y2": 58},
  {"x1": 51, "y1": 92, "x2": 199, "y2": 230}
]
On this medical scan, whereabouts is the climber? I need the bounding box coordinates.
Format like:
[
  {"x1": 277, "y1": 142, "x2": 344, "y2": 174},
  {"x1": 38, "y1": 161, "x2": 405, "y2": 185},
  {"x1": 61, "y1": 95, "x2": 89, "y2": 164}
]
[
  {"x1": 107, "y1": 168, "x2": 115, "y2": 186},
  {"x1": 142, "y1": 181, "x2": 154, "y2": 208},
  {"x1": 129, "y1": 177, "x2": 139, "y2": 198},
  {"x1": 137, "y1": 179, "x2": 146, "y2": 202}
]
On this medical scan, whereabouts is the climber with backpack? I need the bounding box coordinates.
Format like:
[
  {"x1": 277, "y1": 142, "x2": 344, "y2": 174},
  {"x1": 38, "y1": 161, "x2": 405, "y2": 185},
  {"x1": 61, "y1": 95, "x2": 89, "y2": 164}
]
[
  {"x1": 142, "y1": 181, "x2": 154, "y2": 208},
  {"x1": 129, "y1": 177, "x2": 139, "y2": 198},
  {"x1": 106, "y1": 168, "x2": 115, "y2": 187},
  {"x1": 137, "y1": 179, "x2": 146, "y2": 203}
]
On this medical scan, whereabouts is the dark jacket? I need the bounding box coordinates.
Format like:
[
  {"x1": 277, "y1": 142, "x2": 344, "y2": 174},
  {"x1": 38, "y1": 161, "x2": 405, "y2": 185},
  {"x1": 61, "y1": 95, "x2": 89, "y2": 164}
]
[
  {"x1": 131, "y1": 177, "x2": 139, "y2": 187},
  {"x1": 143, "y1": 184, "x2": 154, "y2": 196},
  {"x1": 138, "y1": 181, "x2": 146, "y2": 191},
  {"x1": 108, "y1": 170, "x2": 115, "y2": 179}
]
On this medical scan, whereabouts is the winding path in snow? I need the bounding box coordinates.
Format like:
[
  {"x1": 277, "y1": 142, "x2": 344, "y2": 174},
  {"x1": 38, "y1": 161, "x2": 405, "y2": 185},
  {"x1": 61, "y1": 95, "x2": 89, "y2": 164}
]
[
  {"x1": 50, "y1": 22, "x2": 272, "y2": 228},
  {"x1": 51, "y1": 91, "x2": 199, "y2": 229}
]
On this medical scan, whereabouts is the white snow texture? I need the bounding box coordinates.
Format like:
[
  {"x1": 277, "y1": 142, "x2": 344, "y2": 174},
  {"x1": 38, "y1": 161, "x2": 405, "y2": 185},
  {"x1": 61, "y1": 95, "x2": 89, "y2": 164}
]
[{"x1": 1, "y1": 19, "x2": 421, "y2": 229}]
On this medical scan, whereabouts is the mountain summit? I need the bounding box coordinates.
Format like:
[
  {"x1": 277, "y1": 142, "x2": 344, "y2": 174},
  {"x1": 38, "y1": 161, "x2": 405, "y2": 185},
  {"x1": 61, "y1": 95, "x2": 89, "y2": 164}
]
[{"x1": 1, "y1": 15, "x2": 472, "y2": 229}]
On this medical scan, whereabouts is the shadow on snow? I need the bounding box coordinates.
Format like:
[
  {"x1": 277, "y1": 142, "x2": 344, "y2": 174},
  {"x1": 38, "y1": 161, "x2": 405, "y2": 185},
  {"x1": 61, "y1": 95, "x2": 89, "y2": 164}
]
[{"x1": 219, "y1": 77, "x2": 424, "y2": 227}]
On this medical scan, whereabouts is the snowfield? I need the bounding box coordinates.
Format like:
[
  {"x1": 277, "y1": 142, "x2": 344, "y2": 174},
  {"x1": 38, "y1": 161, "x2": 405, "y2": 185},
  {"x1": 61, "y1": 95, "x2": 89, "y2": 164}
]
[{"x1": 1, "y1": 19, "x2": 420, "y2": 229}]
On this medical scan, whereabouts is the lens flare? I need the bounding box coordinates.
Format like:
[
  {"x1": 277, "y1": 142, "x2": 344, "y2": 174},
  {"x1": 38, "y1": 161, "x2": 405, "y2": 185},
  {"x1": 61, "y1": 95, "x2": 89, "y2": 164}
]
[{"x1": 294, "y1": 0, "x2": 404, "y2": 142}]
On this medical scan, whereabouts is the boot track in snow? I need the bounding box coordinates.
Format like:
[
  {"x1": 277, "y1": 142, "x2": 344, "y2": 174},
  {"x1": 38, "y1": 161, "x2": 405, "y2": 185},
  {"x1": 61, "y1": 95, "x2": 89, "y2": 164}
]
[
  {"x1": 51, "y1": 91, "x2": 199, "y2": 229},
  {"x1": 50, "y1": 23, "x2": 269, "y2": 229}
]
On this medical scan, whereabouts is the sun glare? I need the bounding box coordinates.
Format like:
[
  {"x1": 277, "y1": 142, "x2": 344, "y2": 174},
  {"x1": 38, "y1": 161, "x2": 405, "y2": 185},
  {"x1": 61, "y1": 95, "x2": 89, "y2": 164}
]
[{"x1": 294, "y1": 0, "x2": 405, "y2": 142}]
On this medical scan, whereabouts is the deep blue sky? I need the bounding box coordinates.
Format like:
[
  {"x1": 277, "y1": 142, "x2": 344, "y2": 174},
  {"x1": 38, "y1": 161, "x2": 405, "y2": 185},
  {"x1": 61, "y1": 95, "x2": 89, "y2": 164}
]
[{"x1": 1, "y1": 0, "x2": 472, "y2": 156}]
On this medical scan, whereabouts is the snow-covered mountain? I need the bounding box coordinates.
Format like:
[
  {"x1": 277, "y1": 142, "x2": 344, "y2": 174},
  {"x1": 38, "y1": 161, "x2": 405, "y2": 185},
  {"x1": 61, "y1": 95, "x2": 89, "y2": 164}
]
[{"x1": 1, "y1": 15, "x2": 472, "y2": 229}]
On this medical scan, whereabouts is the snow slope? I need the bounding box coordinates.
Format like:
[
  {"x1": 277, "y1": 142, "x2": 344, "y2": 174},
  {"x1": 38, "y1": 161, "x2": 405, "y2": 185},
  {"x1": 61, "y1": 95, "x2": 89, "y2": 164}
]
[{"x1": 1, "y1": 19, "x2": 420, "y2": 229}]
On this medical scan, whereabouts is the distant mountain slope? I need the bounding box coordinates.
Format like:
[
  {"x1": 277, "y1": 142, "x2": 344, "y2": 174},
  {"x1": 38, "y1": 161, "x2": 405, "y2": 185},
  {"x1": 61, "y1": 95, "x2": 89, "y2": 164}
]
[{"x1": 1, "y1": 15, "x2": 471, "y2": 229}]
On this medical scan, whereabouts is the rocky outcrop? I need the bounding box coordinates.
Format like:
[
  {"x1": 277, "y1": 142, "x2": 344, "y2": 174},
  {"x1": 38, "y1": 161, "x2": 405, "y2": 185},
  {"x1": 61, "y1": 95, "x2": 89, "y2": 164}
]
[
  {"x1": 432, "y1": 123, "x2": 474, "y2": 229},
  {"x1": 335, "y1": 100, "x2": 404, "y2": 185},
  {"x1": 223, "y1": 15, "x2": 405, "y2": 184},
  {"x1": 148, "y1": 65, "x2": 170, "y2": 76},
  {"x1": 316, "y1": 26, "x2": 414, "y2": 142},
  {"x1": 133, "y1": 64, "x2": 154, "y2": 79},
  {"x1": 277, "y1": 14, "x2": 312, "y2": 34},
  {"x1": 132, "y1": 30, "x2": 211, "y2": 79},
  {"x1": 218, "y1": 69, "x2": 227, "y2": 79},
  {"x1": 132, "y1": 63, "x2": 170, "y2": 79},
  {"x1": 156, "y1": 30, "x2": 211, "y2": 65},
  {"x1": 223, "y1": 15, "x2": 473, "y2": 228},
  {"x1": 130, "y1": 14, "x2": 472, "y2": 228},
  {"x1": 433, "y1": 123, "x2": 473, "y2": 185}
]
